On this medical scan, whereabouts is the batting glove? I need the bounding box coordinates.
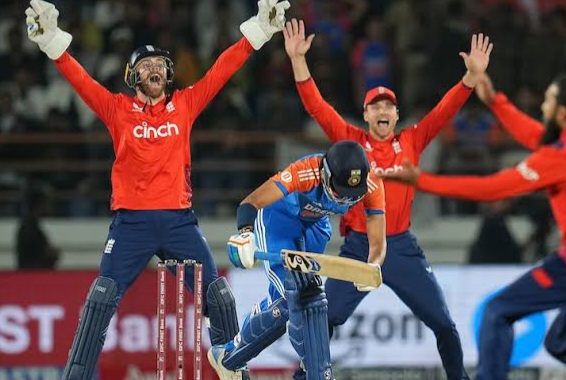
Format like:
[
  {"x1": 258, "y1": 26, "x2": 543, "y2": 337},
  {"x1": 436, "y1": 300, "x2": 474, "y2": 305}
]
[
  {"x1": 354, "y1": 263, "x2": 382, "y2": 292},
  {"x1": 25, "y1": 0, "x2": 72, "y2": 60},
  {"x1": 240, "y1": 0, "x2": 290, "y2": 50},
  {"x1": 227, "y1": 232, "x2": 257, "y2": 269}
]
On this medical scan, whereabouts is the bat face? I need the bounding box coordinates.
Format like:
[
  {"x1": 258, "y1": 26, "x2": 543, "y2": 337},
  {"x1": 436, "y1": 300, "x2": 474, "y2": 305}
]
[{"x1": 284, "y1": 252, "x2": 321, "y2": 273}]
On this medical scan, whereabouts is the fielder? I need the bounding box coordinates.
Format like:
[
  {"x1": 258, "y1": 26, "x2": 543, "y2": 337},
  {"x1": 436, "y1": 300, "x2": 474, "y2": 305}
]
[
  {"x1": 383, "y1": 73, "x2": 566, "y2": 380},
  {"x1": 284, "y1": 18, "x2": 493, "y2": 380},
  {"x1": 208, "y1": 140, "x2": 386, "y2": 380},
  {"x1": 24, "y1": 0, "x2": 290, "y2": 379}
]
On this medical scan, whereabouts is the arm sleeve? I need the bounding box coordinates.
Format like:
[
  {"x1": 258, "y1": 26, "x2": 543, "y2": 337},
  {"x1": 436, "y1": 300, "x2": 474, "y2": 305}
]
[
  {"x1": 489, "y1": 92, "x2": 544, "y2": 151},
  {"x1": 271, "y1": 156, "x2": 320, "y2": 195},
  {"x1": 295, "y1": 78, "x2": 366, "y2": 142},
  {"x1": 53, "y1": 52, "x2": 117, "y2": 131},
  {"x1": 363, "y1": 175, "x2": 386, "y2": 214},
  {"x1": 182, "y1": 37, "x2": 253, "y2": 120},
  {"x1": 416, "y1": 149, "x2": 564, "y2": 201},
  {"x1": 412, "y1": 81, "x2": 473, "y2": 153}
]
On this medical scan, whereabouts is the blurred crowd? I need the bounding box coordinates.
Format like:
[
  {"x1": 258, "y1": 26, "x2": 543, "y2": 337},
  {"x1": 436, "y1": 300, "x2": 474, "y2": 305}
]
[{"x1": 0, "y1": 0, "x2": 565, "y2": 235}]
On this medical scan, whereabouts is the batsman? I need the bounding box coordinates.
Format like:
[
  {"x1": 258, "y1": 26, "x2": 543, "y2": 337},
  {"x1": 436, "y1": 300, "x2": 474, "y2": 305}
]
[
  {"x1": 23, "y1": 0, "x2": 290, "y2": 379},
  {"x1": 208, "y1": 140, "x2": 386, "y2": 380}
]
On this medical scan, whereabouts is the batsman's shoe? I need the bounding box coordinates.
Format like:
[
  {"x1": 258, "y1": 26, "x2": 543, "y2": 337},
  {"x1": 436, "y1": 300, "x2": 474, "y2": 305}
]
[
  {"x1": 292, "y1": 366, "x2": 306, "y2": 380},
  {"x1": 241, "y1": 366, "x2": 251, "y2": 380},
  {"x1": 208, "y1": 345, "x2": 246, "y2": 380}
]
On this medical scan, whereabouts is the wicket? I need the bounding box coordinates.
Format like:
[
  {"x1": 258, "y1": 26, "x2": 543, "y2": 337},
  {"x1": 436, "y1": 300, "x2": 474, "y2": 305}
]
[{"x1": 156, "y1": 259, "x2": 203, "y2": 380}]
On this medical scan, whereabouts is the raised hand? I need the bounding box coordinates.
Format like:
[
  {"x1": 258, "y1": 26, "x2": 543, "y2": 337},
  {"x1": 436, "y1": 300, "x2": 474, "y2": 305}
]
[
  {"x1": 460, "y1": 33, "x2": 493, "y2": 75},
  {"x1": 240, "y1": 0, "x2": 291, "y2": 50},
  {"x1": 25, "y1": 0, "x2": 72, "y2": 60},
  {"x1": 475, "y1": 73, "x2": 497, "y2": 105},
  {"x1": 283, "y1": 19, "x2": 315, "y2": 60}
]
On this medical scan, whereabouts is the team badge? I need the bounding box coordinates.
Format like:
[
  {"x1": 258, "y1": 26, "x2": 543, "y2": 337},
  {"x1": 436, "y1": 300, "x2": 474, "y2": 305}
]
[
  {"x1": 392, "y1": 139, "x2": 402, "y2": 154},
  {"x1": 347, "y1": 169, "x2": 361, "y2": 186}
]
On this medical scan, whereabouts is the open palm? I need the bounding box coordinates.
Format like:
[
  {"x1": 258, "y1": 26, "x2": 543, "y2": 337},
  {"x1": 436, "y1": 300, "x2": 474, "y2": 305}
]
[
  {"x1": 283, "y1": 18, "x2": 315, "y2": 59},
  {"x1": 460, "y1": 33, "x2": 493, "y2": 75}
]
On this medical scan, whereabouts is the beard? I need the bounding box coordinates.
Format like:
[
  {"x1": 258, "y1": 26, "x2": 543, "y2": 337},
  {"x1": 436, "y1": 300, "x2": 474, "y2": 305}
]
[
  {"x1": 138, "y1": 74, "x2": 166, "y2": 99},
  {"x1": 540, "y1": 118, "x2": 562, "y2": 145}
]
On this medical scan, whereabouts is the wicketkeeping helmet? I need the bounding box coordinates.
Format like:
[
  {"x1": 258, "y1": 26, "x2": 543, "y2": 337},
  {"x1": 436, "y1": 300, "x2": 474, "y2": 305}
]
[{"x1": 124, "y1": 45, "x2": 174, "y2": 88}]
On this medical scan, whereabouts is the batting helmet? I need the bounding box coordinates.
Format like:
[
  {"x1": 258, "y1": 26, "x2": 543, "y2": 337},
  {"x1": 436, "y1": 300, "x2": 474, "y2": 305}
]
[{"x1": 321, "y1": 140, "x2": 370, "y2": 205}]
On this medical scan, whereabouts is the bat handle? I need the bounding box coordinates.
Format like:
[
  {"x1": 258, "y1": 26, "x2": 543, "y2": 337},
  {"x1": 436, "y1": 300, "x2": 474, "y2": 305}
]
[{"x1": 254, "y1": 251, "x2": 282, "y2": 264}]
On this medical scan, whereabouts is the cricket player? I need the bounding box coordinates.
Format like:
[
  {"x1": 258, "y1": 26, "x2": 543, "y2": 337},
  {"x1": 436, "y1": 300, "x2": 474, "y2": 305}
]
[
  {"x1": 208, "y1": 140, "x2": 386, "y2": 380},
  {"x1": 382, "y1": 73, "x2": 566, "y2": 380},
  {"x1": 284, "y1": 19, "x2": 493, "y2": 380},
  {"x1": 24, "y1": 0, "x2": 290, "y2": 379}
]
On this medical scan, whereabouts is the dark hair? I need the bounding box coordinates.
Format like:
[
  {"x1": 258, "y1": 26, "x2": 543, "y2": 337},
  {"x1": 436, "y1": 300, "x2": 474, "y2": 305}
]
[{"x1": 552, "y1": 74, "x2": 566, "y2": 107}]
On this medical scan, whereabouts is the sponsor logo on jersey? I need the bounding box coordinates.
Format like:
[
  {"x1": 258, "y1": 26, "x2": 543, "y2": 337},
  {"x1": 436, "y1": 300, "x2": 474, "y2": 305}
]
[
  {"x1": 370, "y1": 162, "x2": 404, "y2": 175},
  {"x1": 300, "y1": 202, "x2": 336, "y2": 217},
  {"x1": 166, "y1": 102, "x2": 175, "y2": 113},
  {"x1": 133, "y1": 121, "x2": 180, "y2": 139}
]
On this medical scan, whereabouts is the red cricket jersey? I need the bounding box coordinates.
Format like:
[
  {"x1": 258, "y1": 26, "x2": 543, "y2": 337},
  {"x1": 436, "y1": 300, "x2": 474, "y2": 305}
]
[
  {"x1": 53, "y1": 38, "x2": 253, "y2": 210},
  {"x1": 417, "y1": 132, "x2": 566, "y2": 259},
  {"x1": 296, "y1": 78, "x2": 472, "y2": 235}
]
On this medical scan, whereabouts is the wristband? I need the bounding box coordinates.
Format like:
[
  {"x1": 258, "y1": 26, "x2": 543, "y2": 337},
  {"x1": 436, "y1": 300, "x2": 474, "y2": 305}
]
[{"x1": 236, "y1": 203, "x2": 258, "y2": 232}]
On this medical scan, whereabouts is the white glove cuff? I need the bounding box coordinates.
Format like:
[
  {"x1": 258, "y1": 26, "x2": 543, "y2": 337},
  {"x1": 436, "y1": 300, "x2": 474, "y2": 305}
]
[
  {"x1": 42, "y1": 28, "x2": 72, "y2": 60},
  {"x1": 240, "y1": 17, "x2": 270, "y2": 50}
]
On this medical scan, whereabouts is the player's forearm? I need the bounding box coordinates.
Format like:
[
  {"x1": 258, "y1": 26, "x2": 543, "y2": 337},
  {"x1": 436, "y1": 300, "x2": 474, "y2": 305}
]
[
  {"x1": 295, "y1": 77, "x2": 354, "y2": 142},
  {"x1": 414, "y1": 81, "x2": 472, "y2": 151},
  {"x1": 489, "y1": 93, "x2": 544, "y2": 151},
  {"x1": 366, "y1": 214, "x2": 386, "y2": 265},
  {"x1": 368, "y1": 242, "x2": 386, "y2": 266},
  {"x1": 462, "y1": 70, "x2": 479, "y2": 88},
  {"x1": 54, "y1": 52, "x2": 114, "y2": 123},
  {"x1": 290, "y1": 56, "x2": 311, "y2": 82},
  {"x1": 417, "y1": 172, "x2": 517, "y2": 201},
  {"x1": 204, "y1": 37, "x2": 253, "y2": 87}
]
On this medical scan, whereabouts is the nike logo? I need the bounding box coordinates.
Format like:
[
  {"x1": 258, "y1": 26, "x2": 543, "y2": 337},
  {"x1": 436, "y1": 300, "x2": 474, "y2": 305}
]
[{"x1": 425, "y1": 266, "x2": 433, "y2": 273}]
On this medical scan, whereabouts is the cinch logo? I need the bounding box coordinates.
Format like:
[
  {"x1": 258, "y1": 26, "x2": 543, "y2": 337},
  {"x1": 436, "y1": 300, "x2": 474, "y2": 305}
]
[
  {"x1": 371, "y1": 163, "x2": 404, "y2": 175},
  {"x1": 133, "y1": 121, "x2": 180, "y2": 139},
  {"x1": 473, "y1": 288, "x2": 546, "y2": 366}
]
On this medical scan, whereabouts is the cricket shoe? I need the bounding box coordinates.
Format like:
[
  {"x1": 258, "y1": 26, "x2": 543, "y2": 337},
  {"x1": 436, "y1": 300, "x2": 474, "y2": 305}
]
[{"x1": 208, "y1": 344, "x2": 249, "y2": 380}]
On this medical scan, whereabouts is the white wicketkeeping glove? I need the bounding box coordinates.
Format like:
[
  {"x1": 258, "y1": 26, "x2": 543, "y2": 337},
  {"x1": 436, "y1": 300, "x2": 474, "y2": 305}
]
[
  {"x1": 354, "y1": 263, "x2": 382, "y2": 292},
  {"x1": 240, "y1": 0, "x2": 290, "y2": 50},
  {"x1": 227, "y1": 232, "x2": 257, "y2": 269},
  {"x1": 25, "y1": 0, "x2": 72, "y2": 60}
]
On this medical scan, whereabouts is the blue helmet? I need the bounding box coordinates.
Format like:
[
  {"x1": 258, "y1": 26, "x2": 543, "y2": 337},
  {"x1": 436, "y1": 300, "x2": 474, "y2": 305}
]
[{"x1": 321, "y1": 140, "x2": 369, "y2": 205}]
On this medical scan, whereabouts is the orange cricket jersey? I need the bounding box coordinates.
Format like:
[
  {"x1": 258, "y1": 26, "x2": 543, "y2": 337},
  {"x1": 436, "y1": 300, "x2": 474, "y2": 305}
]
[
  {"x1": 296, "y1": 78, "x2": 472, "y2": 235},
  {"x1": 270, "y1": 154, "x2": 385, "y2": 221},
  {"x1": 53, "y1": 38, "x2": 253, "y2": 210}
]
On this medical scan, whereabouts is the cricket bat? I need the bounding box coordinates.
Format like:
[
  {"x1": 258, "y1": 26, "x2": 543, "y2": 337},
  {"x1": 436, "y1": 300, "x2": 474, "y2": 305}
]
[{"x1": 254, "y1": 249, "x2": 382, "y2": 288}]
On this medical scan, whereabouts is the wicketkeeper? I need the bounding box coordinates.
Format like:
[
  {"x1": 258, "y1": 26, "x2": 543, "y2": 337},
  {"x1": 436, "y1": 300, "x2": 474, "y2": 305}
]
[{"x1": 24, "y1": 0, "x2": 290, "y2": 379}]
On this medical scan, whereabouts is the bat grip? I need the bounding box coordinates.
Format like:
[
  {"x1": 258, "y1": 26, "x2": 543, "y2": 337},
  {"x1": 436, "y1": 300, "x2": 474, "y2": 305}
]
[{"x1": 254, "y1": 251, "x2": 282, "y2": 264}]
